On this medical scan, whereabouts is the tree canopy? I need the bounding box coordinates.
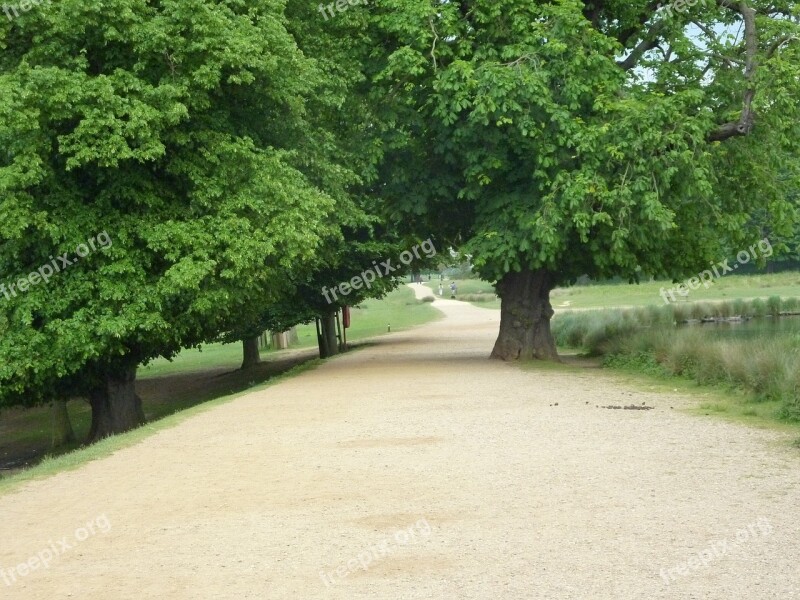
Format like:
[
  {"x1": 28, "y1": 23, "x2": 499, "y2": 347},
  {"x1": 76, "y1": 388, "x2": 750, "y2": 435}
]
[
  {"x1": 0, "y1": 0, "x2": 345, "y2": 435},
  {"x1": 360, "y1": 0, "x2": 800, "y2": 358}
]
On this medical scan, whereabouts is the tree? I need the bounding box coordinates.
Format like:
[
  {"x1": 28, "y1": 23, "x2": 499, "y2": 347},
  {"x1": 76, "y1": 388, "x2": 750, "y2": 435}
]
[
  {"x1": 364, "y1": 0, "x2": 800, "y2": 360},
  {"x1": 219, "y1": 0, "x2": 433, "y2": 362},
  {"x1": 222, "y1": 228, "x2": 411, "y2": 360},
  {"x1": 50, "y1": 399, "x2": 76, "y2": 449},
  {"x1": 0, "y1": 0, "x2": 340, "y2": 440}
]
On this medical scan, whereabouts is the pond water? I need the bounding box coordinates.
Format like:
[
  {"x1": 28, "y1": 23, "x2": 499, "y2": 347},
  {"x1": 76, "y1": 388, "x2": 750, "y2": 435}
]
[{"x1": 686, "y1": 316, "x2": 800, "y2": 342}]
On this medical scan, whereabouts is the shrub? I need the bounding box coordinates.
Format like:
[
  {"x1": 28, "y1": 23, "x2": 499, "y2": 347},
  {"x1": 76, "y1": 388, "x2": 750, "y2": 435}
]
[
  {"x1": 645, "y1": 304, "x2": 673, "y2": 326},
  {"x1": 583, "y1": 311, "x2": 639, "y2": 355},
  {"x1": 552, "y1": 311, "x2": 592, "y2": 349},
  {"x1": 459, "y1": 293, "x2": 496, "y2": 302}
]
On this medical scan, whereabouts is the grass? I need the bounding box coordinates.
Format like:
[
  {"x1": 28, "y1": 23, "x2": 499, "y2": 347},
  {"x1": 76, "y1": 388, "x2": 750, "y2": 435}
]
[
  {"x1": 140, "y1": 285, "x2": 442, "y2": 378},
  {"x1": 551, "y1": 302, "x2": 800, "y2": 426},
  {"x1": 0, "y1": 285, "x2": 442, "y2": 476},
  {"x1": 442, "y1": 271, "x2": 800, "y2": 311}
]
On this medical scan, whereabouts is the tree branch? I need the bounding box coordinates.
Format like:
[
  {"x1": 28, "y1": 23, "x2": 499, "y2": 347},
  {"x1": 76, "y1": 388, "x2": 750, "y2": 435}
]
[
  {"x1": 429, "y1": 17, "x2": 439, "y2": 70},
  {"x1": 617, "y1": 20, "x2": 668, "y2": 70},
  {"x1": 708, "y1": 0, "x2": 758, "y2": 142},
  {"x1": 616, "y1": 0, "x2": 663, "y2": 47}
]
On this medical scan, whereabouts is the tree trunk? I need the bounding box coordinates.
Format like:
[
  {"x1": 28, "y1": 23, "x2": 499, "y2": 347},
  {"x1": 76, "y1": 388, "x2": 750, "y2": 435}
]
[
  {"x1": 87, "y1": 366, "x2": 145, "y2": 443},
  {"x1": 490, "y1": 267, "x2": 559, "y2": 361},
  {"x1": 241, "y1": 336, "x2": 262, "y2": 369},
  {"x1": 318, "y1": 311, "x2": 340, "y2": 359},
  {"x1": 51, "y1": 399, "x2": 76, "y2": 449},
  {"x1": 271, "y1": 331, "x2": 289, "y2": 349}
]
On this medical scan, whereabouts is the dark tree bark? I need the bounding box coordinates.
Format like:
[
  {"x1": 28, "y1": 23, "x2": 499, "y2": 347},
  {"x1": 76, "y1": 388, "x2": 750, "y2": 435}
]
[
  {"x1": 317, "y1": 311, "x2": 340, "y2": 359},
  {"x1": 87, "y1": 365, "x2": 145, "y2": 443},
  {"x1": 491, "y1": 268, "x2": 560, "y2": 362},
  {"x1": 241, "y1": 336, "x2": 262, "y2": 369},
  {"x1": 51, "y1": 399, "x2": 76, "y2": 449}
]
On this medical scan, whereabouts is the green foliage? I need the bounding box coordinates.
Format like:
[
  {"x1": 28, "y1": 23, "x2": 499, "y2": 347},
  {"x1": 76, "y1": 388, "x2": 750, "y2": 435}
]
[
  {"x1": 364, "y1": 0, "x2": 800, "y2": 289},
  {"x1": 0, "y1": 0, "x2": 347, "y2": 406}
]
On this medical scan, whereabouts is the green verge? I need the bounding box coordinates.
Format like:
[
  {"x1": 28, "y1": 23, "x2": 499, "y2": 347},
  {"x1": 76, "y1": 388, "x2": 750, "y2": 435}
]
[
  {"x1": 600, "y1": 355, "x2": 799, "y2": 437},
  {"x1": 550, "y1": 302, "x2": 800, "y2": 447}
]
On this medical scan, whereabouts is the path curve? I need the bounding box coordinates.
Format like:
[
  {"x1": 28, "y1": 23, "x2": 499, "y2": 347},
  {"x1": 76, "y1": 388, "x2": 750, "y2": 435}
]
[{"x1": 1, "y1": 288, "x2": 798, "y2": 599}]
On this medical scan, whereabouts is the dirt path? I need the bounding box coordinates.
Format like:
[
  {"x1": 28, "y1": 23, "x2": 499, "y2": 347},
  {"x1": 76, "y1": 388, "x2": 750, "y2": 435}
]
[{"x1": 1, "y1": 286, "x2": 798, "y2": 599}]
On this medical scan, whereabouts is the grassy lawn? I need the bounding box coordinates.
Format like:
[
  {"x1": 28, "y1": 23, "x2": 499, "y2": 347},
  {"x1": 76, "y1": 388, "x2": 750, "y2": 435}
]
[
  {"x1": 424, "y1": 279, "x2": 498, "y2": 303},
  {"x1": 0, "y1": 286, "x2": 441, "y2": 476},
  {"x1": 433, "y1": 271, "x2": 800, "y2": 311},
  {"x1": 140, "y1": 285, "x2": 442, "y2": 379}
]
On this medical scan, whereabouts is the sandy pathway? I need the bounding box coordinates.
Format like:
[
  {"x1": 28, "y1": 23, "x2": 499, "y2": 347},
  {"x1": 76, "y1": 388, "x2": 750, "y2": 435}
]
[{"x1": 1, "y1": 285, "x2": 798, "y2": 599}]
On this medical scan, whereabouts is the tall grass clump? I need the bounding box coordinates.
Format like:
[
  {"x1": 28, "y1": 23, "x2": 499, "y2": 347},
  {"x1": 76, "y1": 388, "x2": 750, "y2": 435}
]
[
  {"x1": 715, "y1": 300, "x2": 735, "y2": 319},
  {"x1": 671, "y1": 303, "x2": 693, "y2": 323},
  {"x1": 766, "y1": 296, "x2": 782, "y2": 317},
  {"x1": 782, "y1": 297, "x2": 800, "y2": 313},
  {"x1": 645, "y1": 304, "x2": 674, "y2": 326},
  {"x1": 732, "y1": 298, "x2": 749, "y2": 317},
  {"x1": 689, "y1": 302, "x2": 715, "y2": 320},
  {"x1": 750, "y1": 298, "x2": 768, "y2": 317}
]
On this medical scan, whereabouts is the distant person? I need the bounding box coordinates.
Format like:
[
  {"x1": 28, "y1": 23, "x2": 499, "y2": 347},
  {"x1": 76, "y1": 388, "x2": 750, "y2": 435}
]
[
  {"x1": 438, "y1": 284, "x2": 443, "y2": 296},
  {"x1": 450, "y1": 281, "x2": 457, "y2": 299}
]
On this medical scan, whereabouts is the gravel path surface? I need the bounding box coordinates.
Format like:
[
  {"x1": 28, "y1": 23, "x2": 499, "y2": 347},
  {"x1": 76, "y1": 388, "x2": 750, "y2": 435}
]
[{"x1": 1, "y1": 285, "x2": 798, "y2": 599}]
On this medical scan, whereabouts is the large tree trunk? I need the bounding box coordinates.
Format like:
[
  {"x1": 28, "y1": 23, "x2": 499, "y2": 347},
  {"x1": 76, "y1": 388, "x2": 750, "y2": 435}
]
[
  {"x1": 51, "y1": 399, "x2": 76, "y2": 449},
  {"x1": 241, "y1": 336, "x2": 262, "y2": 369},
  {"x1": 491, "y1": 268, "x2": 559, "y2": 361},
  {"x1": 87, "y1": 366, "x2": 145, "y2": 443},
  {"x1": 317, "y1": 311, "x2": 340, "y2": 359}
]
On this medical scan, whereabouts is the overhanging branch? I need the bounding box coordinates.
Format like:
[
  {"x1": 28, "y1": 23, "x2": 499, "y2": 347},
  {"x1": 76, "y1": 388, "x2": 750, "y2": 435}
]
[{"x1": 708, "y1": 0, "x2": 758, "y2": 141}]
